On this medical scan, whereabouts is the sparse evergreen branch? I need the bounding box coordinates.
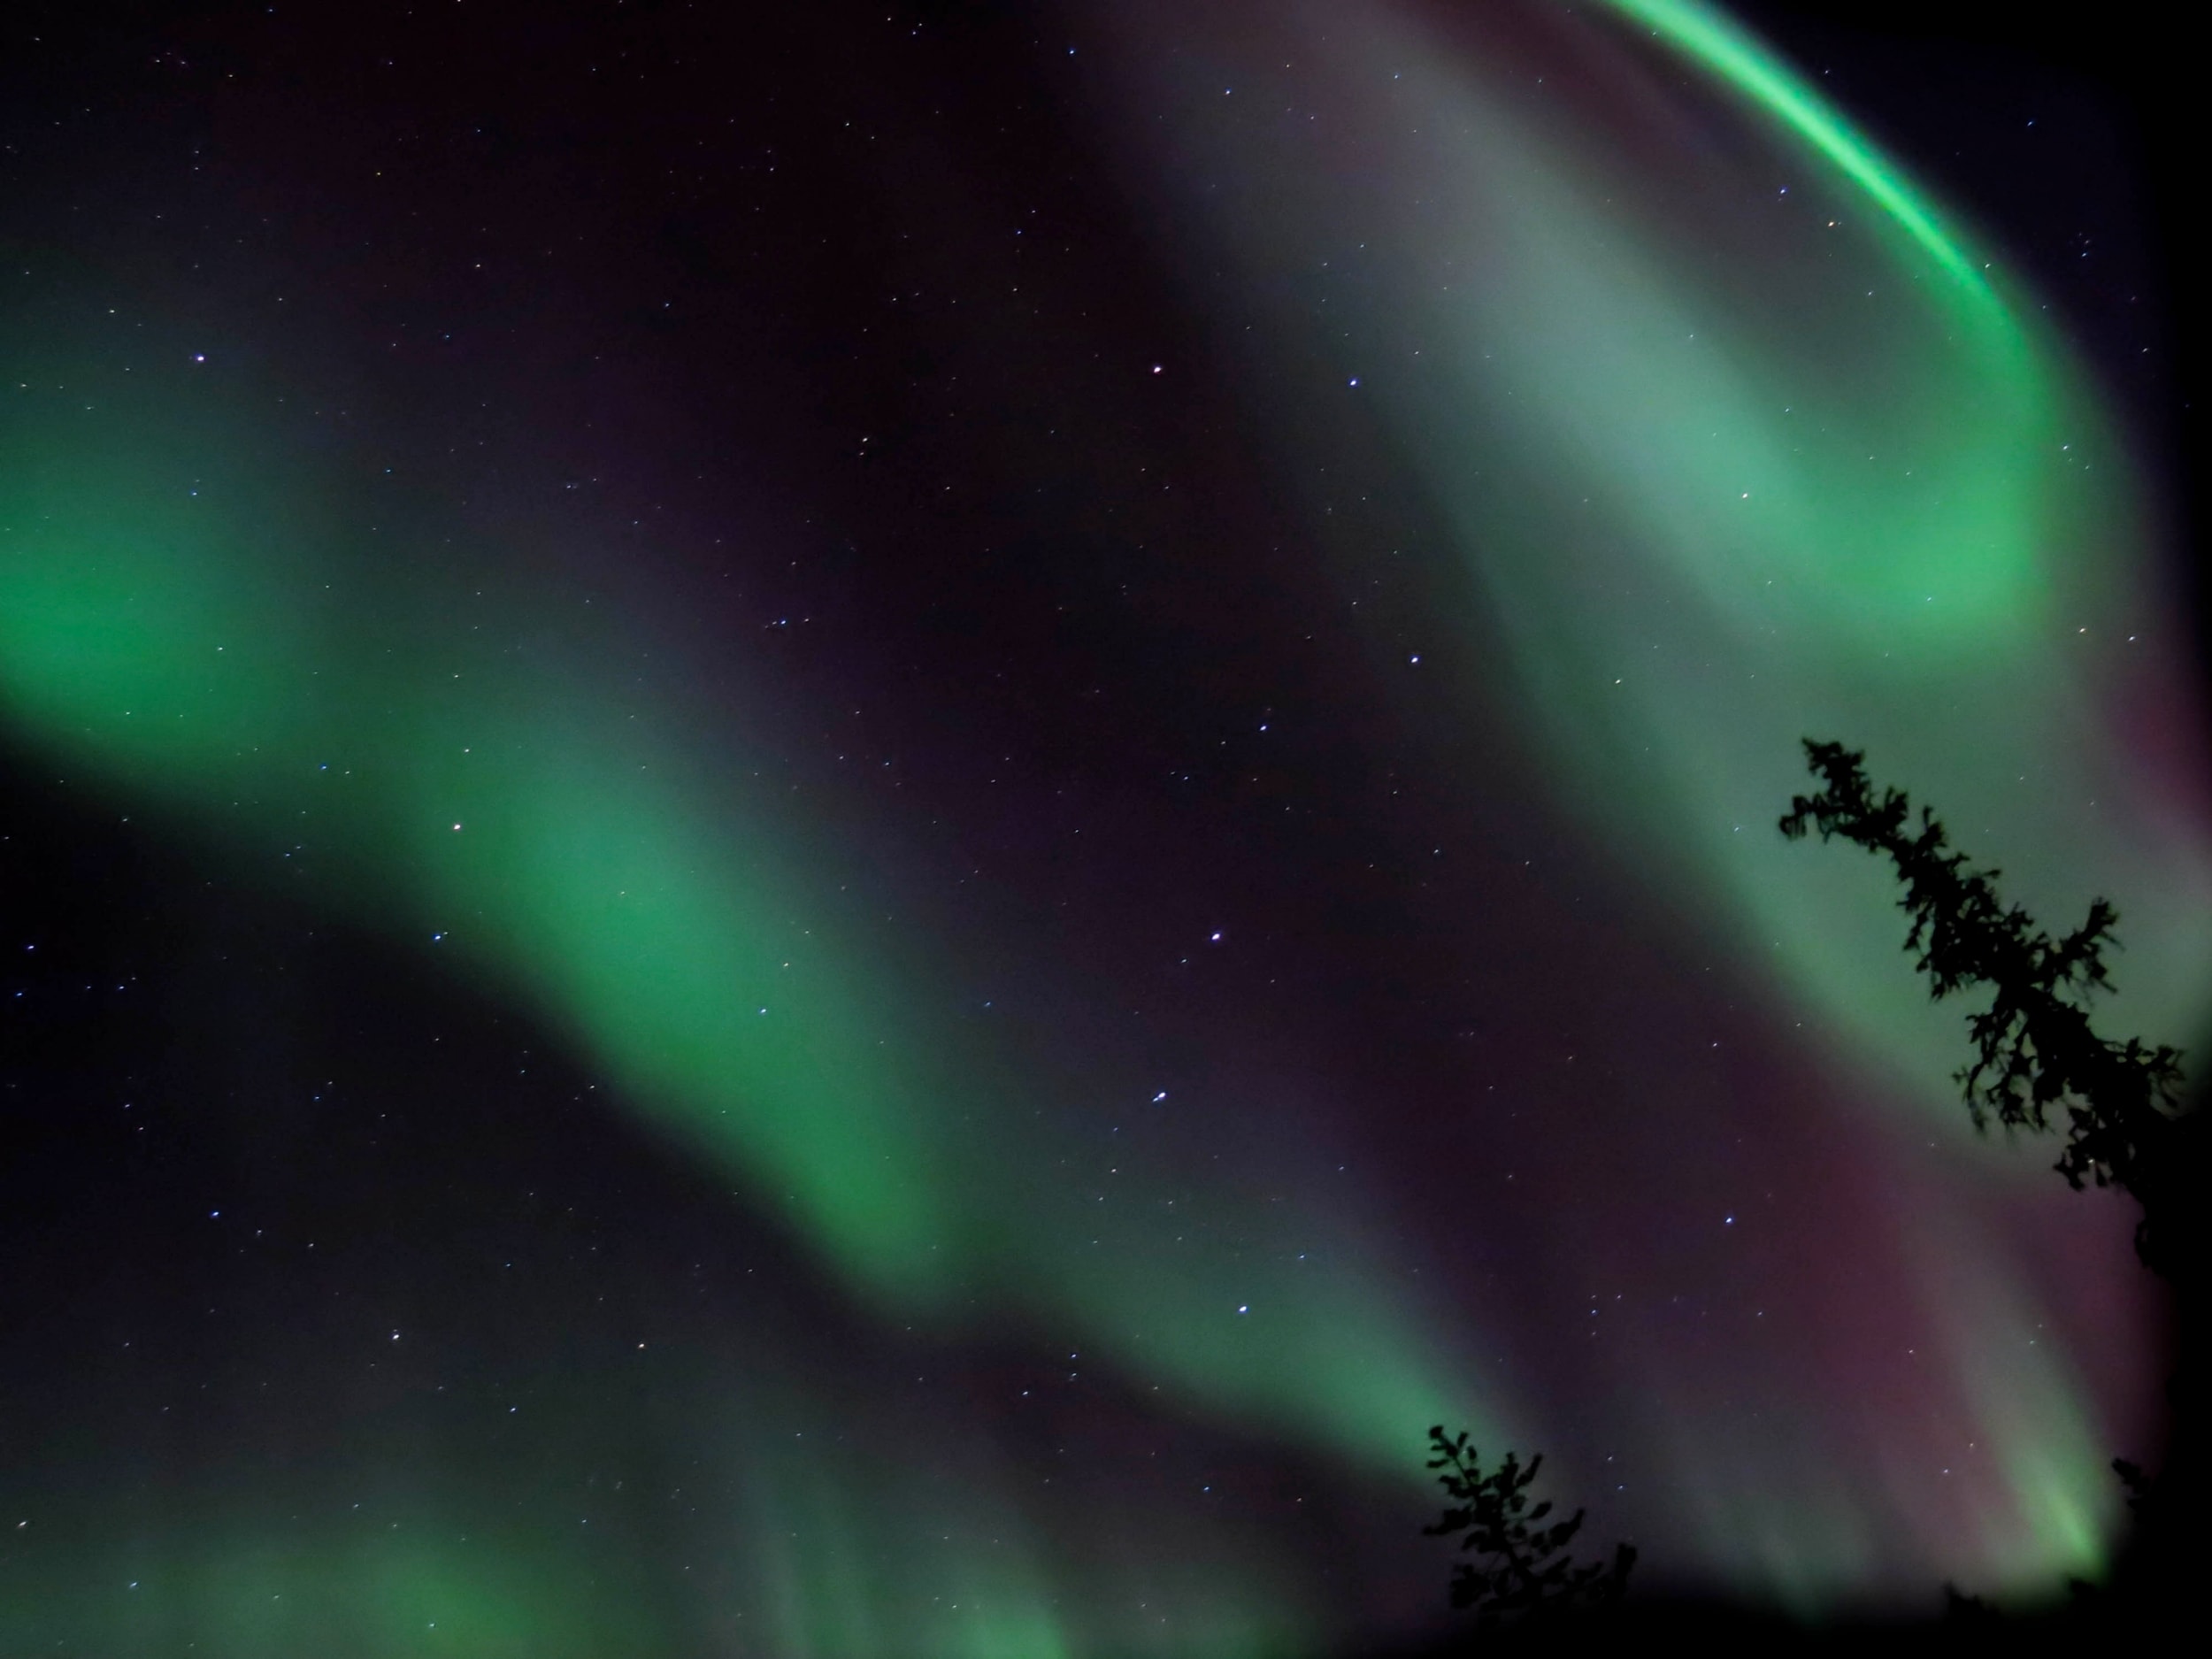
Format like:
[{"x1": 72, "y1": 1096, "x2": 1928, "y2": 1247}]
[
  {"x1": 1778, "y1": 739, "x2": 2194, "y2": 1276},
  {"x1": 1423, "y1": 1426, "x2": 1634, "y2": 1624}
]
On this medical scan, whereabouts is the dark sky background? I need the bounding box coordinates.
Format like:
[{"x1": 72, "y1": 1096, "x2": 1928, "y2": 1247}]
[{"x1": 1, "y1": 3, "x2": 2203, "y2": 1655}]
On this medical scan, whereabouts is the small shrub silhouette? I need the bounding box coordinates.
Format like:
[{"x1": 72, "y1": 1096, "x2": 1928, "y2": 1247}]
[{"x1": 1423, "y1": 1425, "x2": 1634, "y2": 1625}]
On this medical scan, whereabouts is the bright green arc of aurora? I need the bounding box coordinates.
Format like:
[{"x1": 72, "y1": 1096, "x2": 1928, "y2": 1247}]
[{"x1": 1603, "y1": 0, "x2": 1986, "y2": 293}]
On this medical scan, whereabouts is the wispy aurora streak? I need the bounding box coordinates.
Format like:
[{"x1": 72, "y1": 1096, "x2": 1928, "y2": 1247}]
[
  {"x1": 1087, "y1": 0, "x2": 2209, "y2": 1603},
  {"x1": 0, "y1": 373, "x2": 1463, "y2": 1440},
  {"x1": 1, "y1": 351, "x2": 1440, "y2": 1652}
]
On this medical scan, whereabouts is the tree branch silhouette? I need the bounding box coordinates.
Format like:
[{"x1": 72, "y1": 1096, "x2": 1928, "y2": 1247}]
[{"x1": 1778, "y1": 738, "x2": 2195, "y2": 1279}]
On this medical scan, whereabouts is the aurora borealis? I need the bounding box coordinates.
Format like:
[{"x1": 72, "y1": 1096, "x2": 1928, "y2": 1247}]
[{"x1": 1, "y1": 1, "x2": 2204, "y2": 1652}]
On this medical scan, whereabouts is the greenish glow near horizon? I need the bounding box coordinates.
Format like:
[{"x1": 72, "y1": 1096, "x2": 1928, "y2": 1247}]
[
  {"x1": 0, "y1": 1531, "x2": 626, "y2": 1658},
  {"x1": 0, "y1": 1474, "x2": 1200, "y2": 1659}
]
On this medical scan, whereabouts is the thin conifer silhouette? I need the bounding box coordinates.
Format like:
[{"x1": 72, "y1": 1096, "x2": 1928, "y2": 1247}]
[{"x1": 1779, "y1": 738, "x2": 2195, "y2": 1278}]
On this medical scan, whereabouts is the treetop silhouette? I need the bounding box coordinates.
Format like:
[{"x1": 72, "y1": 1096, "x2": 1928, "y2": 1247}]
[{"x1": 1423, "y1": 1425, "x2": 1634, "y2": 1625}]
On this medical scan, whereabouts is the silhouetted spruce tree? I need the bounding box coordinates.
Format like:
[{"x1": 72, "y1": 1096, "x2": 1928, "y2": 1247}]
[
  {"x1": 1781, "y1": 738, "x2": 2206, "y2": 1605},
  {"x1": 1423, "y1": 1426, "x2": 1634, "y2": 1626},
  {"x1": 1778, "y1": 738, "x2": 2198, "y2": 1279}
]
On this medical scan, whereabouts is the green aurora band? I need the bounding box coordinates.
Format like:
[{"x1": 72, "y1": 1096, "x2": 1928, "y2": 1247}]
[{"x1": 1, "y1": 0, "x2": 2206, "y2": 1647}]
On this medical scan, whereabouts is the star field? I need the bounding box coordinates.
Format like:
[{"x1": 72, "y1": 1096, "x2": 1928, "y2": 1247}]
[{"x1": 0, "y1": 2, "x2": 2205, "y2": 1653}]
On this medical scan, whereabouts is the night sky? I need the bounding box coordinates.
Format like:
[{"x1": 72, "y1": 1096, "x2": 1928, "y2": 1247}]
[{"x1": 2, "y1": 2, "x2": 2206, "y2": 1653}]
